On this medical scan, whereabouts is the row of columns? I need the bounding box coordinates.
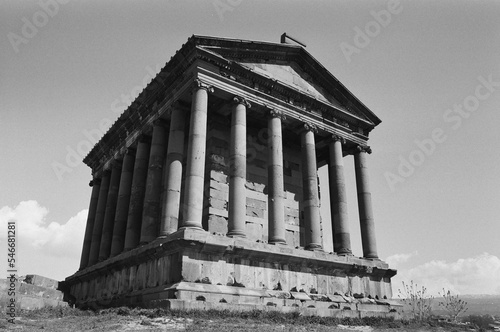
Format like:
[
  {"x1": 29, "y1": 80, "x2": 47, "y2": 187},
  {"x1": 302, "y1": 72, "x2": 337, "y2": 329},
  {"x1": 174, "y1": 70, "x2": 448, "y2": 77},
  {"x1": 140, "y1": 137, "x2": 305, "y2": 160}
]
[{"x1": 79, "y1": 79, "x2": 379, "y2": 270}]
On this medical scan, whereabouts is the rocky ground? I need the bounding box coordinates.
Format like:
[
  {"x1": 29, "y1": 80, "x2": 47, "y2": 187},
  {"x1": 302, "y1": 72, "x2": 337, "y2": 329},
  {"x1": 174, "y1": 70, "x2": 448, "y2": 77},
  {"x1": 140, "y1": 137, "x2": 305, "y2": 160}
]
[{"x1": 0, "y1": 307, "x2": 486, "y2": 332}]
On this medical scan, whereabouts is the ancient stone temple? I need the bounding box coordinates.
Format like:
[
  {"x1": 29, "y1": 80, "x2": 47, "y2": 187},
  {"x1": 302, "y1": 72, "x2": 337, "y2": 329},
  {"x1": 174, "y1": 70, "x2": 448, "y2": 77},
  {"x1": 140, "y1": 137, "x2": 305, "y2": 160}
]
[{"x1": 64, "y1": 35, "x2": 398, "y2": 316}]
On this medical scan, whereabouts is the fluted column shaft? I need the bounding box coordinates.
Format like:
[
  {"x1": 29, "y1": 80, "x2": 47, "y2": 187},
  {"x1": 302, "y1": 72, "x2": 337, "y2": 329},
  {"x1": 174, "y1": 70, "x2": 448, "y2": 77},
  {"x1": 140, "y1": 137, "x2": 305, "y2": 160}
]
[
  {"x1": 329, "y1": 137, "x2": 352, "y2": 255},
  {"x1": 124, "y1": 136, "x2": 150, "y2": 250},
  {"x1": 267, "y1": 110, "x2": 286, "y2": 244},
  {"x1": 88, "y1": 170, "x2": 111, "y2": 265},
  {"x1": 110, "y1": 149, "x2": 135, "y2": 256},
  {"x1": 181, "y1": 80, "x2": 212, "y2": 229},
  {"x1": 79, "y1": 178, "x2": 101, "y2": 269},
  {"x1": 227, "y1": 97, "x2": 249, "y2": 238},
  {"x1": 354, "y1": 146, "x2": 378, "y2": 259},
  {"x1": 301, "y1": 125, "x2": 322, "y2": 250},
  {"x1": 159, "y1": 107, "x2": 186, "y2": 236},
  {"x1": 140, "y1": 121, "x2": 167, "y2": 243}
]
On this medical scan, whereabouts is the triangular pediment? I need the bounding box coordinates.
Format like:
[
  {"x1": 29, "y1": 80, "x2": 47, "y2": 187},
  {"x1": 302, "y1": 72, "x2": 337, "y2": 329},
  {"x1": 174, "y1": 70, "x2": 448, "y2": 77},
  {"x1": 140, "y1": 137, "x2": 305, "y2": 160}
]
[
  {"x1": 195, "y1": 37, "x2": 379, "y2": 125},
  {"x1": 239, "y1": 61, "x2": 345, "y2": 108}
]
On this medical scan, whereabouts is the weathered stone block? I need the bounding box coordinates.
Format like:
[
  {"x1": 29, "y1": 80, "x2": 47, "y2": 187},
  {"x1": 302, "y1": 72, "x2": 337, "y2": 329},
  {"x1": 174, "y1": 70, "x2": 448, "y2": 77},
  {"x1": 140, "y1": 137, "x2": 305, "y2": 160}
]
[
  {"x1": 285, "y1": 206, "x2": 299, "y2": 218},
  {"x1": 246, "y1": 222, "x2": 263, "y2": 241},
  {"x1": 182, "y1": 262, "x2": 202, "y2": 282},
  {"x1": 246, "y1": 197, "x2": 267, "y2": 210},
  {"x1": 246, "y1": 206, "x2": 265, "y2": 218},
  {"x1": 208, "y1": 215, "x2": 228, "y2": 234},
  {"x1": 211, "y1": 171, "x2": 227, "y2": 183},
  {"x1": 209, "y1": 207, "x2": 228, "y2": 217},
  {"x1": 210, "y1": 188, "x2": 228, "y2": 201},
  {"x1": 24, "y1": 275, "x2": 59, "y2": 290},
  {"x1": 19, "y1": 296, "x2": 44, "y2": 310},
  {"x1": 209, "y1": 197, "x2": 227, "y2": 210},
  {"x1": 210, "y1": 179, "x2": 228, "y2": 192},
  {"x1": 245, "y1": 181, "x2": 266, "y2": 193},
  {"x1": 285, "y1": 230, "x2": 298, "y2": 248}
]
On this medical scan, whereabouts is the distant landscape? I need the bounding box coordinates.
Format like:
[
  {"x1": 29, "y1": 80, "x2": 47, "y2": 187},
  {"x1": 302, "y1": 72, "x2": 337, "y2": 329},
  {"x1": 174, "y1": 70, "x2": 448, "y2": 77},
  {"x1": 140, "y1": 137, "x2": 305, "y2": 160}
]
[{"x1": 428, "y1": 295, "x2": 500, "y2": 316}]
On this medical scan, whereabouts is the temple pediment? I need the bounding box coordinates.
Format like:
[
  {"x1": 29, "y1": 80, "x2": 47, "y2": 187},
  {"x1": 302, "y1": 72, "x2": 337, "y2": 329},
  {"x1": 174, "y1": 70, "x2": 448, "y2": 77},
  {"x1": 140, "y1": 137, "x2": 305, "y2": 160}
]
[
  {"x1": 239, "y1": 62, "x2": 344, "y2": 108},
  {"x1": 195, "y1": 37, "x2": 379, "y2": 125}
]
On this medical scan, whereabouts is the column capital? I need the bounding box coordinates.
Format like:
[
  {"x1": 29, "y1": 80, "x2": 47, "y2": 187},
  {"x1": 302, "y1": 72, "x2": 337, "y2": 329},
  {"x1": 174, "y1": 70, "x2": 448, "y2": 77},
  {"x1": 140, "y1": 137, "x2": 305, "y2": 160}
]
[
  {"x1": 125, "y1": 147, "x2": 136, "y2": 156},
  {"x1": 232, "y1": 95, "x2": 251, "y2": 108},
  {"x1": 303, "y1": 122, "x2": 318, "y2": 134},
  {"x1": 268, "y1": 109, "x2": 286, "y2": 121},
  {"x1": 332, "y1": 135, "x2": 346, "y2": 145},
  {"x1": 153, "y1": 118, "x2": 168, "y2": 128},
  {"x1": 138, "y1": 133, "x2": 152, "y2": 144},
  {"x1": 356, "y1": 145, "x2": 372, "y2": 154},
  {"x1": 193, "y1": 79, "x2": 214, "y2": 93},
  {"x1": 110, "y1": 159, "x2": 123, "y2": 171},
  {"x1": 89, "y1": 178, "x2": 101, "y2": 187}
]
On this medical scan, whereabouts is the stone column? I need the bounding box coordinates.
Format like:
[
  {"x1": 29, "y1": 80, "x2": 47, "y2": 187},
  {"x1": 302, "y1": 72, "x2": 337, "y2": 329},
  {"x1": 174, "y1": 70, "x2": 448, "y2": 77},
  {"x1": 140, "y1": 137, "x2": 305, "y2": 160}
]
[
  {"x1": 88, "y1": 170, "x2": 111, "y2": 266},
  {"x1": 98, "y1": 161, "x2": 122, "y2": 261},
  {"x1": 227, "y1": 96, "x2": 250, "y2": 238},
  {"x1": 329, "y1": 136, "x2": 352, "y2": 255},
  {"x1": 124, "y1": 135, "x2": 151, "y2": 250},
  {"x1": 110, "y1": 148, "x2": 135, "y2": 256},
  {"x1": 181, "y1": 79, "x2": 213, "y2": 229},
  {"x1": 79, "y1": 177, "x2": 101, "y2": 269},
  {"x1": 267, "y1": 110, "x2": 286, "y2": 244},
  {"x1": 140, "y1": 120, "x2": 167, "y2": 243},
  {"x1": 354, "y1": 145, "x2": 378, "y2": 259},
  {"x1": 159, "y1": 107, "x2": 186, "y2": 237},
  {"x1": 301, "y1": 123, "x2": 322, "y2": 251}
]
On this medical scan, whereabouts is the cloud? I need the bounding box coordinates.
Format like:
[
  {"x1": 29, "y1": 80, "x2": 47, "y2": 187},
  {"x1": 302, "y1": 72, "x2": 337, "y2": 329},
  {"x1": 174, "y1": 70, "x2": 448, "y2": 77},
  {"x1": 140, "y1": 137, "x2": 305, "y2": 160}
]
[
  {"x1": 0, "y1": 200, "x2": 87, "y2": 280},
  {"x1": 386, "y1": 251, "x2": 418, "y2": 268},
  {"x1": 392, "y1": 253, "x2": 500, "y2": 296}
]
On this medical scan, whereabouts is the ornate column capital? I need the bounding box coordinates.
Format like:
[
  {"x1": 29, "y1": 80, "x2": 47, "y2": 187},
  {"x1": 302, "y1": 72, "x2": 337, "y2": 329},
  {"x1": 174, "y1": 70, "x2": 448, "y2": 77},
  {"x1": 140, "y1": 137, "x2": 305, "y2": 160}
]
[
  {"x1": 332, "y1": 135, "x2": 346, "y2": 145},
  {"x1": 153, "y1": 118, "x2": 168, "y2": 128},
  {"x1": 89, "y1": 178, "x2": 101, "y2": 187},
  {"x1": 268, "y1": 109, "x2": 286, "y2": 121},
  {"x1": 232, "y1": 96, "x2": 251, "y2": 108},
  {"x1": 356, "y1": 145, "x2": 372, "y2": 154},
  {"x1": 303, "y1": 122, "x2": 318, "y2": 134},
  {"x1": 193, "y1": 79, "x2": 214, "y2": 93}
]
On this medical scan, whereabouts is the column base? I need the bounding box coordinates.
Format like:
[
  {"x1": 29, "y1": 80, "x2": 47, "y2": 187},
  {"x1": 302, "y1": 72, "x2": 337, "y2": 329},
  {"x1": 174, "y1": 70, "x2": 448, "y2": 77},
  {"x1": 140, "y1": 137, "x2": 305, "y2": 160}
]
[
  {"x1": 305, "y1": 243, "x2": 323, "y2": 251},
  {"x1": 178, "y1": 226, "x2": 205, "y2": 232},
  {"x1": 268, "y1": 238, "x2": 286, "y2": 245},
  {"x1": 336, "y1": 248, "x2": 353, "y2": 256},
  {"x1": 227, "y1": 231, "x2": 246, "y2": 238},
  {"x1": 178, "y1": 222, "x2": 205, "y2": 231}
]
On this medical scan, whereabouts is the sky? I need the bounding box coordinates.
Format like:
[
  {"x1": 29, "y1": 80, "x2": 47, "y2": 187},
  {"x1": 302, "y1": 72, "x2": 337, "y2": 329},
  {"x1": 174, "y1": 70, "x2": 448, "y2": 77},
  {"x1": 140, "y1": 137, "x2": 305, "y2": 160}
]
[{"x1": 1, "y1": 0, "x2": 499, "y2": 296}]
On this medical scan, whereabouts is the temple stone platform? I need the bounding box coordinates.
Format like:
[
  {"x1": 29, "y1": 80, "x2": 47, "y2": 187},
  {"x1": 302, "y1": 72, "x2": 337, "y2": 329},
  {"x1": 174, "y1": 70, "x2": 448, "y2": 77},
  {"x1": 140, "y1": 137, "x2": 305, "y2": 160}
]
[
  {"x1": 64, "y1": 35, "x2": 399, "y2": 317},
  {"x1": 65, "y1": 228, "x2": 397, "y2": 315}
]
